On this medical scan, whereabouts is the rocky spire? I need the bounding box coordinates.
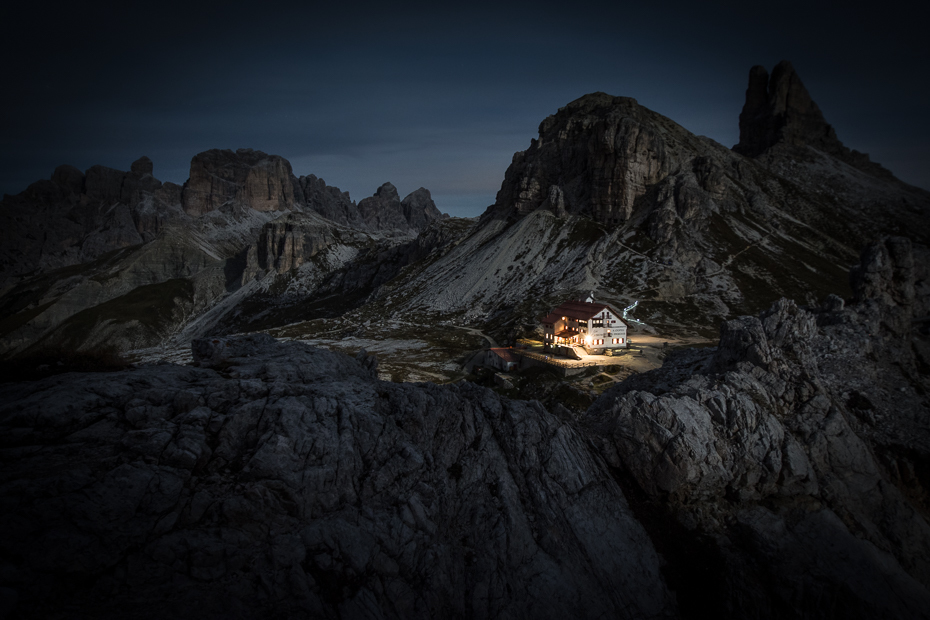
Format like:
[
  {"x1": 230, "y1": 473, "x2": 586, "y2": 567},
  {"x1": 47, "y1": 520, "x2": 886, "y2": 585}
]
[
  {"x1": 357, "y1": 183, "x2": 446, "y2": 232},
  {"x1": 733, "y1": 61, "x2": 892, "y2": 179},
  {"x1": 130, "y1": 156, "x2": 154, "y2": 176},
  {"x1": 401, "y1": 187, "x2": 446, "y2": 230},
  {"x1": 357, "y1": 182, "x2": 404, "y2": 231}
]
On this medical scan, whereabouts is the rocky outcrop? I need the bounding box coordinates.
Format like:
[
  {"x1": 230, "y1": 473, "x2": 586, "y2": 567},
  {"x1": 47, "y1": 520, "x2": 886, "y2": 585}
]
[
  {"x1": 357, "y1": 183, "x2": 446, "y2": 233},
  {"x1": 733, "y1": 61, "x2": 893, "y2": 179},
  {"x1": 298, "y1": 173, "x2": 366, "y2": 229},
  {"x1": 0, "y1": 334, "x2": 674, "y2": 619},
  {"x1": 357, "y1": 182, "x2": 406, "y2": 232},
  {"x1": 587, "y1": 237, "x2": 930, "y2": 618},
  {"x1": 849, "y1": 235, "x2": 918, "y2": 337},
  {"x1": 493, "y1": 93, "x2": 684, "y2": 224},
  {"x1": 401, "y1": 187, "x2": 447, "y2": 230},
  {"x1": 182, "y1": 148, "x2": 300, "y2": 216},
  {"x1": 131, "y1": 155, "x2": 154, "y2": 176}
]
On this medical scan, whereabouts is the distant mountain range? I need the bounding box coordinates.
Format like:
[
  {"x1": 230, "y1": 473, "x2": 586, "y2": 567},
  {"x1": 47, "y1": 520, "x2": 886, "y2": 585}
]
[{"x1": 1, "y1": 61, "x2": 927, "y2": 356}]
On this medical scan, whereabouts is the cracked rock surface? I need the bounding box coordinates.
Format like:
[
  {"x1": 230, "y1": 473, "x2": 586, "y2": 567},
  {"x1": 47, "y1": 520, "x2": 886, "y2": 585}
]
[
  {"x1": 0, "y1": 335, "x2": 673, "y2": 619},
  {"x1": 587, "y1": 237, "x2": 930, "y2": 618}
]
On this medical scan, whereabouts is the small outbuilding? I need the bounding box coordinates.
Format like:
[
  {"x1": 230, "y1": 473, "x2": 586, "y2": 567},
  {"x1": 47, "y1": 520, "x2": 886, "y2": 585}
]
[{"x1": 486, "y1": 348, "x2": 519, "y2": 372}]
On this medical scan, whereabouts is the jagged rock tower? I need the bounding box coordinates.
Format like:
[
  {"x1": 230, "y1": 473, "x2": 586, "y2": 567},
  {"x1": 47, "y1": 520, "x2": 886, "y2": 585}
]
[{"x1": 733, "y1": 60, "x2": 891, "y2": 179}]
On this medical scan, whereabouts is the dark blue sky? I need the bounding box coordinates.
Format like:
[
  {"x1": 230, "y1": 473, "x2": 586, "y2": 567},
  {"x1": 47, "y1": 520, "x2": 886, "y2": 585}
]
[{"x1": 2, "y1": 1, "x2": 927, "y2": 217}]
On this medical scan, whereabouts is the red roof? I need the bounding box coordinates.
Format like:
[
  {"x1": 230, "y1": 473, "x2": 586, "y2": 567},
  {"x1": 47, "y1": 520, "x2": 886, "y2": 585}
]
[
  {"x1": 488, "y1": 348, "x2": 519, "y2": 364},
  {"x1": 541, "y1": 300, "x2": 630, "y2": 326}
]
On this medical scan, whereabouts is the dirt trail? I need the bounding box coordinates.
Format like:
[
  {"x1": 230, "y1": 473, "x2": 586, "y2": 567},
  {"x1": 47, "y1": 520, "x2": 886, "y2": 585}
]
[{"x1": 454, "y1": 325, "x2": 499, "y2": 349}]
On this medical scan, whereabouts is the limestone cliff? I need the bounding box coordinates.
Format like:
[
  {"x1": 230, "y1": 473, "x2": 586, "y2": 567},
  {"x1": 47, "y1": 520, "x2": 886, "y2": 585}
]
[
  {"x1": 0, "y1": 156, "x2": 182, "y2": 288},
  {"x1": 182, "y1": 148, "x2": 301, "y2": 216},
  {"x1": 0, "y1": 149, "x2": 450, "y2": 357},
  {"x1": 298, "y1": 173, "x2": 366, "y2": 229},
  {"x1": 493, "y1": 93, "x2": 688, "y2": 224},
  {"x1": 402, "y1": 186, "x2": 447, "y2": 230}
]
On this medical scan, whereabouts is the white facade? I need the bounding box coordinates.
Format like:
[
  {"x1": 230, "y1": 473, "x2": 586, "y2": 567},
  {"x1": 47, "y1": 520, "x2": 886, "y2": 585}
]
[
  {"x1": 583, "y1": 307, "x2": 628, "y2": 349},
  {"x1": 541, "y1": 300, "x2": 629, "y2": 351}
]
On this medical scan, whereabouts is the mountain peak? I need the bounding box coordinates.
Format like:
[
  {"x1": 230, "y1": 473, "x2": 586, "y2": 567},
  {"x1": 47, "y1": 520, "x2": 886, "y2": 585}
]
[
  {"x1": 734, "y1": 61, "x2": 892, "y2": 179},
  {"x1": 493, "y1": 90, "x2": 708, "y2": 224},
  {"x1": 130, "y1": 156, "x2": 154, "y2": 176},
  {"x1": 734, "y1": 61, "x2": 834, "y2": 157},
  {"x1": 182, "y1": 148, "x2": 298, "y2": 216},
  {"x1": 356, "y1": 183, "x2": 444, "y2": 232},
  {"x1": 374, "y1": 182, "x2": 399, "y2": 202}
]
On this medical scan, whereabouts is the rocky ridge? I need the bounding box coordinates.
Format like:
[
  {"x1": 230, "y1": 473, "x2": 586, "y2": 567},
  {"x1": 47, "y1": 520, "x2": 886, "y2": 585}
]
[
  {"x1": 0, "y1": 150, "x2": 449, "y2": 357},
  {"x1": 357, "y1": 182, "x2": 447, "y2": 234},
  {"x1": 0, "y1": 157, "x2": 182, "y2": 288},
  {"x1": 3, "y1": 61, "x2": 929, "y2": 361},
  {"x1": 365, "y1": 63, "x2": 929, "y2": 340}
]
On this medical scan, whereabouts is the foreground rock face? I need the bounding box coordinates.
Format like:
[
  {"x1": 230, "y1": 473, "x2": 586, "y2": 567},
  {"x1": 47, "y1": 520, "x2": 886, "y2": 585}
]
[
  {"x1": 587, "y1": 237, "x2": 930, "y2": 618},
  {"x1": 1, "y1": 237, "x2": 929, "y2": 619},
  {"x1": 0, "y1": 335, "x2": 673, "y2": 619}
]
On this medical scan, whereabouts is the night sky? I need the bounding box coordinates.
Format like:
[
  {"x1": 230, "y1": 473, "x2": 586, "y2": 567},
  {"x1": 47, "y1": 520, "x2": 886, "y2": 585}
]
[{"x1": 2, "y1": 1, "x2": 927, "y2": 218}]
